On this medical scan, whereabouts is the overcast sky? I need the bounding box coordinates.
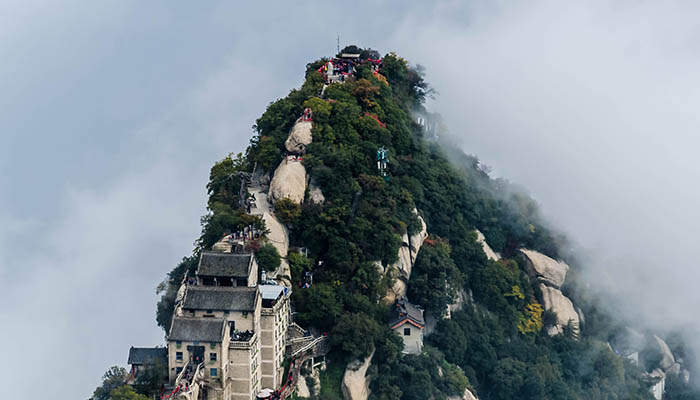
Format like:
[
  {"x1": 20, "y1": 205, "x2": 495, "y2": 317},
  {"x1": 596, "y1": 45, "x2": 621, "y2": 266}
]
[{"x1": 2, "y1": 1, "x2": 700, "y2": 399}]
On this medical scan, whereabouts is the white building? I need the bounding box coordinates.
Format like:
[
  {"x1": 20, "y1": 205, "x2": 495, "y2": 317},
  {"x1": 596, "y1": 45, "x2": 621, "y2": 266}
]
[{"x1": 389, "y1": 298, "x2": 425, "y2": 355}]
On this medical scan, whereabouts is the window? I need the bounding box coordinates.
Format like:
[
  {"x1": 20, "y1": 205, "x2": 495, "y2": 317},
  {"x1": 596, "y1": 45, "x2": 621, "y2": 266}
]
[
  {"x1": 206, "y1": 310, "x2": 213, "y2": 314},
  {"x1": 210, "y1": 368, "x2": 217, "y2": 377},
  {"x1": 176, "y1": 367, "x2": 183, "y2": 374},
  {"x1": 176, "y1": 352, "x2": 183, "y2": 361},
  {"x1": 210, "y1": 353, "x2": 217, "y2": 362},
  {"x1": 210, "y1": 342, "x2": 216, "y2": 349},
  {"x1": 403, "y1": 328, "x2": 411, "y2": 336},
  {"x1": 176, "y1": 341, "x2": 182, "y2": 349}
]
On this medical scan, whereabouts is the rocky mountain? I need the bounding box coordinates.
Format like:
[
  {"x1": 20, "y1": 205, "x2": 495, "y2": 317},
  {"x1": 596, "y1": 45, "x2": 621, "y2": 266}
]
[{"x1": 92, "y1": 46, "x2": 700, "y2": 400}]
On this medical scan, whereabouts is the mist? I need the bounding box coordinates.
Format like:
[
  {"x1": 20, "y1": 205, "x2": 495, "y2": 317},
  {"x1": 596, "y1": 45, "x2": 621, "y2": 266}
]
[
  {"x1": 3, "y1": 1, "x2": 700, "y2": 399},
  {"x1": 393, "y1": 0, "x2": 700, "y2": 354}
]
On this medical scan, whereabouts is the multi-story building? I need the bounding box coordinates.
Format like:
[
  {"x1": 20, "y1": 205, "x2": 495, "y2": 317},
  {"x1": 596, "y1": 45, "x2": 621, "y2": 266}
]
[
  {"x1": 165, "y1": 246, "x2": 289, "y2": 400},
  {"x1": 259, "y1": 285, "x2": 291, "y2": 389}
]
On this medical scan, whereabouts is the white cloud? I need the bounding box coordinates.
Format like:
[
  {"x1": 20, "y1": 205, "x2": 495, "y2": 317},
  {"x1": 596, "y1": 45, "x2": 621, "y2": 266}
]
[{"x1": 392, "y1": 0, "x2": 700, "y2": 344}]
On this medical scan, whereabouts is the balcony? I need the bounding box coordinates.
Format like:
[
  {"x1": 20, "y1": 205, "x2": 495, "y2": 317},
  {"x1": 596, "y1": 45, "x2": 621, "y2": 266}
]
[{"x1": 229, "y1": 330, "x2": 257, "y2": 349}]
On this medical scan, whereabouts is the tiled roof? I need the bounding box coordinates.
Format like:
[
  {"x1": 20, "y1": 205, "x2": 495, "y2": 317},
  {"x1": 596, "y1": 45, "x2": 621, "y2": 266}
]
[
  {"x1": 169, "y1": 317, "x2": 226, "y2": 342},
  {"x1": 182, "y1": 286, "x2": 257, "y2": 311},
  {"x1": 197, "y1": 252, "x2": 252, "y2": 277}
]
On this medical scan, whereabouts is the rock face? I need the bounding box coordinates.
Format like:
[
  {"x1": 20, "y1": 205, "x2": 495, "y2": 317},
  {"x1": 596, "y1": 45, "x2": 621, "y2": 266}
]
[
  {"x1": 447, "y1": 388, "x2": 479, "y2": 400},
  {"x1": 539, "y1": 284, "x2": 580, "y2": 336},
  {"x1": 285, "y1": 120, "x2": 313, "y2": 154},
  {"x1": 475, "y1": 230, "x2": 500, "y2": 261},
  {"x1": 648, "y1": 368, "x2": 666, "y2": 400},
  {"x1": 520, "y1": 249, "x2": 569, "y2": 289},
  {"x1": 394, "y1": 213, "x2": 428, "y2": 278},
  {"x1": 652, "y1": 335, "x2": 676, "y2": 370},
  {"x1": 308, "y1": 177, "x2": 325, "y2": 204},
  {"x1": 261, "y1": 212, "x2": 291, "y2": 282},
  {"x1": 296, "y1": 375, "x2": 311, "y2": 398},
  {"x1": 342, "y1": 351, "x2": 374, "y2": 400},
  {"x1": 297, "y1": 367, "x2": 321, "y2": 398},
  {"x1": 269, "y1": 159, "x2": 307, "y2": 204},
  {"x1": 384, "y1": 213, "x2": 428, "y2": 302}
]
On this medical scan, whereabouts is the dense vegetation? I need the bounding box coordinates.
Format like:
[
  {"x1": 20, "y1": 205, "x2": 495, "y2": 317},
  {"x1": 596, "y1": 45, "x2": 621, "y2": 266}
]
[{"x1": 92, "y1": 46, "x2": 700, "y2": 399}]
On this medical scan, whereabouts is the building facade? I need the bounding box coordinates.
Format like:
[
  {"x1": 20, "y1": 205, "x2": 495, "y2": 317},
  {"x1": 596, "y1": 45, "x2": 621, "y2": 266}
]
[
  {"x1": 389, "y1": 298, "x2": 425, "y2": 355},
  {"x1": 166, "y1": 247, "x2": 289, "y2": 400}
]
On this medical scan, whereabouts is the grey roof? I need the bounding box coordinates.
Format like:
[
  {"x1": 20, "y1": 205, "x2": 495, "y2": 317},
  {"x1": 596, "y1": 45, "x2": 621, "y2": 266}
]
[
  {"x1": 182, "y1": 286, "x2": 257, "y2": 311},
  {"x1": 390, "y1": 298, "x2": 425, "y2": 328},
  {"x1": 169, "y1": 318, "x2": 226, "y2": 342},
  {"x1": 260, "y1": 284, "x2": 287, "y2": 300},
  {"x1": 127, "y1": 347, "x2": 167, "y2": 365},
  {"x1": 197, "y1": 252, "x2": 252, "y2": 277}
]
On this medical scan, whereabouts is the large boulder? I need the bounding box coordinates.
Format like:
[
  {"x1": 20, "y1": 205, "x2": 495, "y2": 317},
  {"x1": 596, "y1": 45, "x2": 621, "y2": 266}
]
[
  {"x1": 647, "y1": 368, "x2": 666, "y2": 400},
  {"x1": 342, "y1": 351, "x2": 374, "y2": 400},
  {"x1": 285, "y1": 120, "x2": 313, "y2": 153},
  {"x1": 296, "y1": 367, "x2": 321, "y2": 398},
  {"x1": 448, "y1": 388, "x2": 479, "y2": 400},
  {"x1": 475, "y1": 230, "x2": 500, "y2": 261},
  {"x1": 539, "y1": 284, "x2": 580, "y2": 336},
  {"x1": 269, "y1": 159, "x2": 307, "y2": 204},
  {"x1": 307, "y1": 177, "x2": 325, "y2": 204},
  {"x1": 652, "y1": 335, "x2": 676, "y2": 370},
  {"x1": 520, "y1": 249, "x2": 569, "y2": 288},
  {"x1": 393, "y1": 213, "x2": 428, "y2": 279},
  {"x1": 382, "y1": 211, "x2": 428, "y2": 303}
]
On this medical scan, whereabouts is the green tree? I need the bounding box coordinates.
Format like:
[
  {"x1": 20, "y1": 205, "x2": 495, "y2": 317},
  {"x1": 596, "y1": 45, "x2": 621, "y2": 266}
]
[
  {"x1": 287, "y1": 252, "x2": 312, "y2": 284},
  {"x1": 292, "y1": 283, "x2": 342, "y2": 331},
  {"x1": 133, "y1": 359, "x2": 168, "y2": 397},
  {"x1": 89, "y1": 366, "x2": 128, "y2": 400},
  {"x1": 408, "y1": 237, "x2": 463, "y2": 317},
  {"x1": 255, "y1": 244, "x2": 281, "y2": 272},
  {"x1": 274, "y1": 198, "x2": 301, "y2": 225},
  {"x1": 109, "y1": 386, "x2": 149, "y2": 400},
  {"x1": 331, "y1": 312, "x2": 381, "y2": 360}
]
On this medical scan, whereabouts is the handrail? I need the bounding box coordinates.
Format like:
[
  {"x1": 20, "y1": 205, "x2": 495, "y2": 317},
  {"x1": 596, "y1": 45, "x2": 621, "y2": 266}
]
[{"x1": 290, "y1": 336, "x2": 327, "y2": 358}]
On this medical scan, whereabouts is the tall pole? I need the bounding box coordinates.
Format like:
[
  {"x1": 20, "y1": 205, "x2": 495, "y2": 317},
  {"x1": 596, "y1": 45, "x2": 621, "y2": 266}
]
[{"x1": 337, "y1": 35, "x2": 340, "y2": 54}]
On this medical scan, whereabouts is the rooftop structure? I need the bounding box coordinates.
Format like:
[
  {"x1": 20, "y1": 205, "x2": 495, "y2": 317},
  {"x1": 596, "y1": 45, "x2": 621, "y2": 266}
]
[
  {"x1": 182, "y1": 286, "x2": 257, "y2": 312},
  {"x1": 169, "y1": 317, "x2": 226, "y2": 343},
  {"x1": 128, "y1": 347, "x2": 167, "y2": 365},
  {"x1": 196, "y1": 251, "x2": 258, "y2": 287},
  {"x1": 198, "y1": 252, "x2": 254, "y2": 277}
]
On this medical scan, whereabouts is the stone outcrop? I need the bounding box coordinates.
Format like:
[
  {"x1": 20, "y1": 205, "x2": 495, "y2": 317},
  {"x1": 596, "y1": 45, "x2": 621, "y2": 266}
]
[
  {"x1": 296, "y1": 376, "x2": 311, "y2": 398},
  {"x1": 394, "y1": 213, "x2": 428, "y2": 278},
  {"x1": 297, "y1": 367, "x2": 321, "y2": 398},
  {"x1": 308, "y1": 177, "x2": 325, "y2": 204},
  {"x1": 475, "y1": 230, "x2": 500, "y2": 261},
  {"x1": 520, "y1": 249, "x2": 569, "y2": 288},
  {"x1": 448, "y1": 388, "x2": 479, "y2": 400},
  {"x1": 648, "y1": 368, "x2": 666, "y2": 400},
  {"x1": 342, "y1": 351, "x2": 374, "y2": 400},
  {"x1": 384, "y1": 213, "x2": 428, "y2": 302},
  {"x1": 285, "y1": 120, "x2": 313, "y2": 154},
  {"x1": 269, "y1": 159, "x2": 307, "y2": 204},
  {"x1": 261, "y1": 212, "x2": 291, "y2": 282},
  {"x1": 539, "y1": 283, "x2": 579, "y2": 336},
  {"x1": 652, "y1": 335, "x2": 676, "y2": 370}
]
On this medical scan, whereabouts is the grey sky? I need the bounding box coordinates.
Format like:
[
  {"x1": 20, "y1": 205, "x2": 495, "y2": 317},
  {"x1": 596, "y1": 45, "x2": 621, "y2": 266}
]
[{"x1": 2, "y1": 1, "x2": 700, "y2": 399}]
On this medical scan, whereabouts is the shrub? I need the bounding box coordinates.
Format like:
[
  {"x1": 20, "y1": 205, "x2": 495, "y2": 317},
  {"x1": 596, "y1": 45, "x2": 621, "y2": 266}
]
[{"x1": 255, "y1": 244, "x2": 281, "y2": 272}]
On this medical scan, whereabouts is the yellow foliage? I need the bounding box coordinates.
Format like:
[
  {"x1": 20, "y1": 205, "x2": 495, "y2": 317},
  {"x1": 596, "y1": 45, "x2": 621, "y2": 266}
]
[
  {"x1": 504, "y1": 285, "x2": 525, "y2": 300},
  {"x1": 518, "y1": 302, "x2": 544, "y2": 335}
]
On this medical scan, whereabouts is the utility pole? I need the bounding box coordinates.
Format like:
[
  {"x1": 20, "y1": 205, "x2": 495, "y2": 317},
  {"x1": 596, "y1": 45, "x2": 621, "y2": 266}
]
[{"x1": 337, "y1": 35, "x2": 340, "y2": 54}]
